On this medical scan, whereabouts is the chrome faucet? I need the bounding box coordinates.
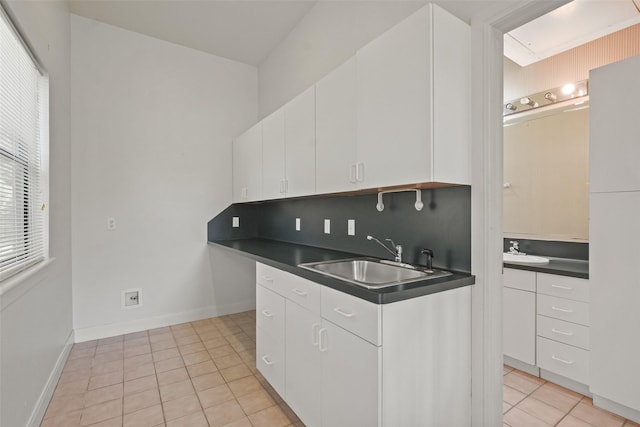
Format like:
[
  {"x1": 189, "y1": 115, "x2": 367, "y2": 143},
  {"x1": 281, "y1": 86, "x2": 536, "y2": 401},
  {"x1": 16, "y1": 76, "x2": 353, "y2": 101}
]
[
  {"x1": 509, "y1": 240, "x2": 525, "y2": 255},
  {"x1": 367, "y1": 235, "x2": 403, "y2": 262}
]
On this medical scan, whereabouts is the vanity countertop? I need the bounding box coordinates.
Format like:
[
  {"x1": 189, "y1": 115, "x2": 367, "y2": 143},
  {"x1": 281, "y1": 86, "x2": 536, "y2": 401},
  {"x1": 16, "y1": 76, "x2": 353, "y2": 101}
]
[
  {"x1": 209, "y1": 238, "x2": 475, "y2": 304},
  {"x1": 504, "y1": 256, "x2": 588, "y2": 279}
]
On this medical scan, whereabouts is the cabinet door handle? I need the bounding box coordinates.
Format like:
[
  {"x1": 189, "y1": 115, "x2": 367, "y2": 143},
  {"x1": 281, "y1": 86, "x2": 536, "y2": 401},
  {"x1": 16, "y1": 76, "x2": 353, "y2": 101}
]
[
  {"x1": 292, "y1": 288, "x2": 308, "y2": 297},
  {"x1": 284, "y1": 179, "x2": 289, "y2": 194},
  {"x1": 551, "y1": 328, "x2": 574, "y2": 336},
  {"x1": 279, "y1": 180, "x2": 285, "y2": 194},
  {"x1": 551, "y1": 284, "x2": 573, "y2": 290},
  {"x1": 318, "y1": 328, "x2": 328, "y2": 352},
  {"x1": 261, "y1": 310, "x2": 273, "y2": 318},
  {"x1": 349, "y1": 164, "x2": 357, "y2": 183},
  {"x1": 312, "y1": 323, "x2": 321, "y2": 346},
  {"x1": 262, "y1": 275, "x2": 274, "y2": 283},
  {"x1": 356, "y1": 162, "x2": 364, "y2": 182},
  {"x1": 261, "y1": 355, "x2": 274, "y2": 366},
  {"x1": 551, "y1": 306, "x2": 574, "y2": 313},
  {"x1": 551, "y1": 355, "x2": 574, "y2": 365},
  {"x1": 333, "y1": 307, "x2": 355, "y2": 318}
]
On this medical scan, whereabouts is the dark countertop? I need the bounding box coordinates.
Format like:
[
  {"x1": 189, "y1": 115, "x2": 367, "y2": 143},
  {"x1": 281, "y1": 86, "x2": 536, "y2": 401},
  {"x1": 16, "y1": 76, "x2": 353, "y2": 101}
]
[
  {"x1": 504, "y1": 256, "x2": 589, "y2": 279},
  {"x1": 208, "y1": 238, "x2": 475, "y2": 304}
]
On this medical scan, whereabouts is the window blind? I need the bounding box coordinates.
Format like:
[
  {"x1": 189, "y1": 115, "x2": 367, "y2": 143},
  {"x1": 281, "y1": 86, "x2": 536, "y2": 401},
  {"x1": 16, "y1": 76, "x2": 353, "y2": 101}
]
[{"x1": 0, "y1": 6, "x2": 47, "y2": 281}]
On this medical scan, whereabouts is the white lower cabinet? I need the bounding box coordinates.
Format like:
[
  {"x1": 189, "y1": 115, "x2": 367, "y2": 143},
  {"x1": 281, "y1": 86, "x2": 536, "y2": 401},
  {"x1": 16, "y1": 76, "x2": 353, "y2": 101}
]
[
  {"x1": 256, "y1": 262, "x2": 470, "y2": 427},
  {"x1": 503, "y1": 286, "x2": 536, "y2": 365}
]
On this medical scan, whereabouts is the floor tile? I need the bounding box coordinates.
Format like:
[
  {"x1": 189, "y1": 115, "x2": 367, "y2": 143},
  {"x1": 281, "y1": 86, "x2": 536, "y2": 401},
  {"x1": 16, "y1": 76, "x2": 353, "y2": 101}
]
[
  {"x1": 248, "y1": 405, "x2": 291, "y2": 427},
  {"x1": 204, "y1": 399, "x2": 246, "y2": 427},
  {"x1": 187, "y1": 361, "x2": 218, "y2": 379},
  {"x1": 157, "y1": 367, "x2": 189, "y2": 386},
  {"x1": 124, "y1": 344, "x2": 151, "y2": 359},
  {"x1": 80, "y1": 399, "x2": 122, "y2": 426},
  {"x1": 124, "y1": 363, "x2": 155, "y2": 382},
  {"x1": 203, "y1": 337, "x2": 228, "y2": 350},
  {"x1": 124, "y1": 331, "x2": 149, "y2": 341},
  {"x1": 84, "y1": 383, "x2": 123, "y2": 407},
  {"x1": 530, "y1": 382, "x2": 582, "y2": 413},
  {"x1": 175, "y1": 334, "x2": 200, "y2": 346},
  {"x1": 162, "y1": 394, "x2": 202, "y2": 421},
  {"x1": 44, "y1": 392, "x2": 85, "y2": 419},
  {"x1": 152, "y1": 348, "x2": 181, "y2": 362},
  {"x1": 155, "y1": 357, "x2": 185, "y2": 374},
  {"x1": 504, "y1": 371, "x2": 543, "y2": 395},
  {"x1": 40, "y1": 409, "x2": 82, "y2": 427},
  {"x1": 91, "y1": 360, "x2": 124, "y2": 377},
  {"x1": 517, "y1": 396, "x2": 566, "y2": 425},
  {"x1": 198, "y1": 384, "x2": 235, "y2": 408},
  {"x1": 213, "y1": 354, "x2": 243, "y2": 370},
  {"x1": 165, "y1": 411, "x2": 209, "y2": 427},
  {"x1": 182, "y1": 350, "x2": 210, "y2": 366},
  {"x1": 219, "y1": 363, "x2": 252, "y2": 382},
  {"x1": 191, "y1": 372, "x2": 226, "y2": 392},
  {"x1": 86, "y1": 416, "x2": 122, "y2": 427},
  {"x1": 123, "y1": 404, "x2": 164, "y2": 427},
  {"x1": 227, "y1": 376, "x2": 262, "y2": 398},
  {"x1": 208, "y1": 345, "x2": 235, "y2": 359},
  {"x1": 503, "y1": 407, "x2": 552, "y2": 427},
  {"x1": 503, "y1": 385, "x2": 527, "y2": 406},
  {"x1": 124, "y1": 354, "x2": 153, "y2": 370},
  {"x1": 92, "y1": 351, "x2": 124, "y2": 366},
  {"x1": 557, "y1": 414, "x2": 594, "y2": 427},
  {"x1": 124, "y1": 388, "x2": 161, "y2": 414},
  {"x1": 236, "y1": 389, "x2": 275, "y2": 415},
  {"x1": 178, "y1": 342, "x2": 206, "y2": 356},
  {"x1": 159, "y1": 379, "x2": 195, "y2": 402},
  {"x1": 88, "y1": 371, "x2": 123, "y2": 391},
  {"x1": 124, "y1": 375, "x2": 157, "y2": 396},
  {"x1": 570, "y1": 401, "x2": 626, "y2": 427}
]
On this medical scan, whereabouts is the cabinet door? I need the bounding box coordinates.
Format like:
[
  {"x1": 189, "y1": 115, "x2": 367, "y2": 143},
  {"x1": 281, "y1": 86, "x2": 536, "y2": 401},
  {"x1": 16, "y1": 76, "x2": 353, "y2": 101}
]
[
  {"x1": 316, "y1": 57, "x2": 358, "y2": 194},
  {"x1": 590, "y1": 55, "x2": 640, "y2": 193},
  {"x1": 285, "y1": 301, "x2": 322, "y2": 427},
  {"x1": 262, "y1": 108, "x2": 286, "y2": 200},
  {"x1": 356, "y1": 6, "x2": 431, "y2": 188},
  {"x1": 232, "y1": 123, "x2": 262, "y2": 202},
  {"x1": 285, "y1": 86, "x2": 316, "y2": 197},
  {"x1": 590, "y1": 191, "x2": 640, "y2": 411},
  {"x1": 321, "y1": 319, "x2": 379, "y2": 427},
  {"x1": 503, "y1": 287, "x2": 536, "y2": 365}
]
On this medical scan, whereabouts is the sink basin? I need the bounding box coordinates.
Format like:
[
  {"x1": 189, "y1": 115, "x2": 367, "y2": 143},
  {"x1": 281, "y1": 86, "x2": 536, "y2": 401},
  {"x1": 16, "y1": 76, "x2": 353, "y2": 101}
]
[
  {"x1": 298, "y1": 257, "x2": 452, "y2": 289},
  {"x1": 503, "y1": 253, "x2": 550, "y2": 265}
]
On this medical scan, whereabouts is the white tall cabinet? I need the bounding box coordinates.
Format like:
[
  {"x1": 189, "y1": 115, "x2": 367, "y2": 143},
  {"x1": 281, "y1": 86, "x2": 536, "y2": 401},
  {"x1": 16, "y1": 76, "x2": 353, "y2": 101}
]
[
  {"x1": 261, "y1": 109, "x2": 286, "y2": 200},
  {"x1": 589, "y1": 54, "x2": 640, "y2": 421},
  {"x1": 232, "y1": 123, "x2": 262, "y2": 202}
]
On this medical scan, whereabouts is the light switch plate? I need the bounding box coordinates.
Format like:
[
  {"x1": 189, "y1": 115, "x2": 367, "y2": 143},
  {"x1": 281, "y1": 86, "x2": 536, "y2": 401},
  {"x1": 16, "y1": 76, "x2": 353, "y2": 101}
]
[
  {"x1": 296, "y1": 218, "x2": 301, "y2": 231},
  {"x1": 348, "y1": 219, "x2": 356, "y2": 236},
  {"x1": 324, "y1": 219, "x2": 331, "y2": 234},
  {"x1": 232, "y1": 217, "x2": 239, "y2": 228}
]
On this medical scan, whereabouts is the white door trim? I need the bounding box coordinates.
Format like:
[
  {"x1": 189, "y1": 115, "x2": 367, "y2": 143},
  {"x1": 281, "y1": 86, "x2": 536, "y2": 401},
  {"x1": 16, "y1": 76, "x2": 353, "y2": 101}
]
[{"x1": 470, "y1": 2, "x2": 571, "y2": 425}]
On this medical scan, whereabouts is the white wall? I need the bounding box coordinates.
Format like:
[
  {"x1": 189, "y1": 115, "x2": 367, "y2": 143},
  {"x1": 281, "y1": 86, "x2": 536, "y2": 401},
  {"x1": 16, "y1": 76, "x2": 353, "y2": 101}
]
[
  {"x1": 0, "y1": 1, "x2": 73, "y2": 426},
  {"x1": 258, "y1": 0, "x2": 425, "y2": 118},
  {"x1": 71, "y1": 15, "x2": 258, "y2": 341}
]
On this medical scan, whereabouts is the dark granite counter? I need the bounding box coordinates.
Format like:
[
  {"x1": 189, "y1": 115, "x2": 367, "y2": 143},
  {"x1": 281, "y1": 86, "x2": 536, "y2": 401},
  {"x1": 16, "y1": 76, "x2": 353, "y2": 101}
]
[
  {"x1": 209, "y1": 238, "x2": 475, "y2": 304},
  {"x1": 504, "y1": 256, "x2": 589, "y2": 279}
]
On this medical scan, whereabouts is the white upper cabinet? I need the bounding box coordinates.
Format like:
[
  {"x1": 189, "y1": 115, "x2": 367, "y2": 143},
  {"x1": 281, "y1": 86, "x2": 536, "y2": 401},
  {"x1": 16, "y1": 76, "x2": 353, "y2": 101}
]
[
  {"x1": 315, "y1": 57, "x2": 358, "y2": 194},
  {"x1": 262, "y1": 108, "x2": 286, "y2": 200},
  {"x1": 590, "y1": 55, "x2": 640, "y2": 193},
  {"x1": 356, "y1": 4, "x2": 470, "y2": 188},
  {"x1": 232, "y1": 122, "x2": 262, "y2": 203},
  {"x1": 284, "y1": 86, "x2": 316, "y2": 198}
]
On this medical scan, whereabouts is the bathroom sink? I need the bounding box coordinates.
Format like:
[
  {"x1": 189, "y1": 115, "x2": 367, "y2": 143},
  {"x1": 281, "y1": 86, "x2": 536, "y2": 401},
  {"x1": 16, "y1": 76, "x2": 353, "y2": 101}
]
[
  {"x1": 503, "y1": 253, "x2": 550, "y2": 265},
  {"x1": 298, "y1": 257, "x2": 452, "y2": 289}
]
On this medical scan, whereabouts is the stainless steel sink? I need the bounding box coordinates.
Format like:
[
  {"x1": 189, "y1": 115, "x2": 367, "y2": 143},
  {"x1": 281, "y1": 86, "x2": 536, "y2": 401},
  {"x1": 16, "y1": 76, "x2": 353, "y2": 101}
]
[{"x1": 298, "y1": 257, "x2": 452, "y2": 289}]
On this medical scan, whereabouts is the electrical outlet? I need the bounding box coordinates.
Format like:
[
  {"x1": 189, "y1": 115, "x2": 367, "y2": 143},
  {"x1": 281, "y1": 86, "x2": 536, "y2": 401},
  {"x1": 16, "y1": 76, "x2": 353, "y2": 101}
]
[
  {"x1": 295, "y1": 218, "x2": 301, "y2": 231},
  {"x1": 232, "y1": 217, "x2": 239, "y2": 228},
  {"x1": 348, "y1": 219, "x2": 356, "y2": 236},
  {"x1": 107, "y1": 217, "x2": 116, "y2": 231},
  {"x1": 324, "y1": 219, "x2": 331, "y2": 234},
  {"x1": 122, "y1": 288, "x2": 142, "y2": 309}
]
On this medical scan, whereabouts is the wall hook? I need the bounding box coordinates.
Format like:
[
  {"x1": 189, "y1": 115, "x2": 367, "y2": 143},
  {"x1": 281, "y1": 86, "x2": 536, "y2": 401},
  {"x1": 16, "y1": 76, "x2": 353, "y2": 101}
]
[{"x1": 376, "y1": 189, "x2": 423, "y2": 212}]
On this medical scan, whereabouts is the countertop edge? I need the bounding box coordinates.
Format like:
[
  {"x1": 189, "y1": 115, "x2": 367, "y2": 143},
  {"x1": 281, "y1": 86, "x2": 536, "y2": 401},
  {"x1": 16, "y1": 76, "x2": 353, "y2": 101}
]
[
  {"x1": 208, "y1": 239, "x2": 475, "y2": 304},
  {"x1": 503, "y1": 258, "x2": 589, "y2": 279}
]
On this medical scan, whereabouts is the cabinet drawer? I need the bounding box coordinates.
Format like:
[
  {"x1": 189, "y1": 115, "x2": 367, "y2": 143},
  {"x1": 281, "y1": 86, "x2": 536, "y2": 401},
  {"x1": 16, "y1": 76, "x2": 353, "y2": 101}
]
[
  {"x1": 537, "y1": 337, "x2": 589, "y2": 385},
  {"x1": 256, "y1": 263, "x2": 321, "y2": 313},
  {"x1": 256, "y1": 285, "x2": 285, "y2": 342},
  {"x1": 537, "y1": 294, "x2": 589, "y2": 326},
  {"x1": 256, "y1": 326, "x2": 285, "y2": 397},
  {"x1": 321, "y1": 286, "x2": 381, "y2": 345},
  {"x1": 503, "y1": 268, "x2": 536, "y2": 292},
  {"x1": 537, "y1": 315, "x2": 590, "y2": 350},
  {"x1": 537, "y1": 273, "x2": 589, "y2": 303}
]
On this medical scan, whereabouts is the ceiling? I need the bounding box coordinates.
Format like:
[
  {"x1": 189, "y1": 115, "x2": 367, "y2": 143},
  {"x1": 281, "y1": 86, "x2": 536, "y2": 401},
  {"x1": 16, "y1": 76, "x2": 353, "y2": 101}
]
[
  {"x1": 505, "y1": 0, "x2": 640, "y2": 66},
  {"x1": 68, "y1": 0, "x2": 510, "y2": 67}
]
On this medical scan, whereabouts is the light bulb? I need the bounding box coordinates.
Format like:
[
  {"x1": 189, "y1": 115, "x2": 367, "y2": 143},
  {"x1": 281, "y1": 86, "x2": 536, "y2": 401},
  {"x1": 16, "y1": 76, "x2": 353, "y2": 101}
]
[{"x1": 562, "y1": 83, "x2": 575, "y2": 95}]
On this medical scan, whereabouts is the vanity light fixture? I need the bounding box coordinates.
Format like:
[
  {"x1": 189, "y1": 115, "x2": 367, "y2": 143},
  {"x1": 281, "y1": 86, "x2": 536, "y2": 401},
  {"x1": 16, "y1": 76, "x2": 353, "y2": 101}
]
[
  {"x1": 561, "y1": 83, "x2": 576, "y2": 96},
  {"x1": 505, "y1": 103, "x2": 517, "y2": 112},
  {"x1": 544, "y1": 92, "x2": 557, "y2": 102},
  {"x1": 504, "y1": 79, "x2": 588, "y2": 117},
  {"x1": 520, "y1": 97, "x2": 538, "y2": 108},
  {"x1": 376, "y1": 189, "x2": 423, "y2": 212}
]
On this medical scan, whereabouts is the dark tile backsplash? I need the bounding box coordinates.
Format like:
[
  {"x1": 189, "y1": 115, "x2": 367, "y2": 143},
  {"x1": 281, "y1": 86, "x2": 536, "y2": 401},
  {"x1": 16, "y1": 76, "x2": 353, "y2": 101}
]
[{"x1": 208, "y1": 186, "x2": 471, "y2": 273}]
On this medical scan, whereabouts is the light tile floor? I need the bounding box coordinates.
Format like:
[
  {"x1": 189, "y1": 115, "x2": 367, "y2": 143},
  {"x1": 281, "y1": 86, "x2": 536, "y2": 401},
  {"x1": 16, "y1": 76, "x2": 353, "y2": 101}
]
[
  {"x1": 41, "y1": 310, "x2": 304, "y2": 427},
  {"x1": 503, "y1": 365, "x2": 639, "y2": 427}
]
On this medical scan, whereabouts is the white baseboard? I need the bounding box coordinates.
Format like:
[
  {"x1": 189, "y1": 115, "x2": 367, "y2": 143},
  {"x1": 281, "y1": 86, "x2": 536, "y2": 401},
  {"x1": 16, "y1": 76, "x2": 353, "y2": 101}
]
[
  {"x1": 28, "y1": 330, "x2": 74, "y2": 427},
  {"x1": 540, "y1": 369, "x2": 590, "y2": 397},
  {"x1": 593, "y1": 395, "x2": 640, "y2": 424},
  {"x1": 504, "y1": 356, "x2": 539, "y2": 377},
  {"x1": 74, "y1": 301, "x2": 256, "y2": 343}
]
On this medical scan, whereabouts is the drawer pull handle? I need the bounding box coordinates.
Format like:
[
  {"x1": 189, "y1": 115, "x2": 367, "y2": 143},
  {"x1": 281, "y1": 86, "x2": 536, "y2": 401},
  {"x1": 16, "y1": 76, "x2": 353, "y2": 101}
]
[
  {"x1": 261, "y1": 310, "x2": 274, "y2": 318},
  {"x1": 334, "y1": 307, "x2": 355, "y2": 318},
  {"x1": 312, "y1": 323, "x2": 321, "y2": 346},
  {"x1": 551, "y1": 328, "x2": 574, "y2": 336},
  {"x1": 551, "y1": 355, "x2": 574, "y2": 365},
  {"x1": 261, "y1": 355, "x2": 274, "y2": 366},
  {"x1": 318, "y1": 328, "x2": 328, "y2": 352},
  {"x1": 551, "y1": 306, "x2": 573, "y2": 313},
  {"x1": 262, "y1": 276, "x2": 274, "y2": 283},
  {"x1": 292, "y1": 288, "x2": 308, "y2": 297},
  {"x1": 551, "y1": 284, "x2": 573, "y2": 290}
]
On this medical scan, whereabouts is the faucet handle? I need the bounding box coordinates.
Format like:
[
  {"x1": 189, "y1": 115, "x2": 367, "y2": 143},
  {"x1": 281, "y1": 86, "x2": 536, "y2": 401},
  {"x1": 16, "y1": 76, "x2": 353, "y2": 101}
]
[
  {"x1": 510, "y1": 240, "x2": 519, "y2": 249},
  {"x1": 420, "y1": 248, "x2": 434, "y2": 270}
]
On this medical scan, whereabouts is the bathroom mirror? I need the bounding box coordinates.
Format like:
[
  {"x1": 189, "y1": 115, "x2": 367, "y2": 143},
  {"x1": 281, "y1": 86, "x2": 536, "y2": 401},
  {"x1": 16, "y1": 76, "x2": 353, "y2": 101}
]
[{"x1": 503, "y1": 101, "x2": 589, "y2": 242}]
